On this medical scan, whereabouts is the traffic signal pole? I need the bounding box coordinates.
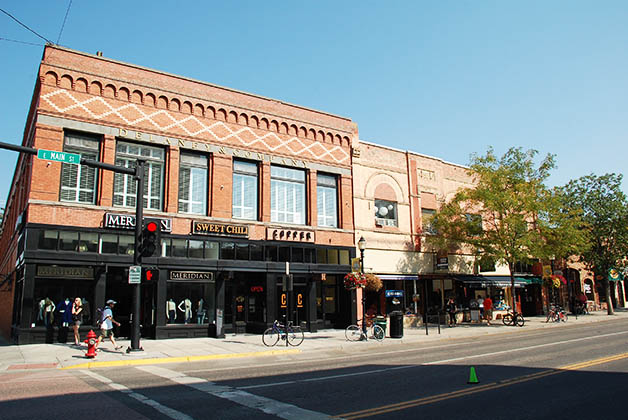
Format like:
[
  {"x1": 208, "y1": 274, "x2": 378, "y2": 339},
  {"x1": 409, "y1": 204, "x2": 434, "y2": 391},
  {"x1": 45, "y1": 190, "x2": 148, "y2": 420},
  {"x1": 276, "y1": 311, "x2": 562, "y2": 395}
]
[{"x1": 0, "y1": 141, "x2": 145, "y2": 351}]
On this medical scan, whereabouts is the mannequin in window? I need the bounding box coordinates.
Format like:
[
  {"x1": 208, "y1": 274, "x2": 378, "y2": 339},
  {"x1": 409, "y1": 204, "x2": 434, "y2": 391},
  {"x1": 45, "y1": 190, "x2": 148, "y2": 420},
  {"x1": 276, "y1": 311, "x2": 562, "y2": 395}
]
[
  {"x1": 197, "y1": 298, "x2": 206, "y2": 324},
  {"x1": 166, "y1": 299, "x2": 176, "y2": 323},
  {"x1": 58, "y1": 298, "x2": 73, "y2": 328},
  {"x1": 37, "y1": 298, "x2": 45, "y2": 324},
  {"x1": 178, "y1": 298, "x2": 192, "y2": 324},
  {"x1": 44, "y1": 298, "x2": 55, "y2": 327}
]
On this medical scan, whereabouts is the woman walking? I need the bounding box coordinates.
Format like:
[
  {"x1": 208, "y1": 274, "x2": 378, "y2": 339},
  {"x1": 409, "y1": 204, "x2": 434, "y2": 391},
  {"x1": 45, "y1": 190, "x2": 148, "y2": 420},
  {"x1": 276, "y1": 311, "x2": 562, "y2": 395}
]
[{"x1": 72, "y1": 297, "x2": 83, "y2": 346}]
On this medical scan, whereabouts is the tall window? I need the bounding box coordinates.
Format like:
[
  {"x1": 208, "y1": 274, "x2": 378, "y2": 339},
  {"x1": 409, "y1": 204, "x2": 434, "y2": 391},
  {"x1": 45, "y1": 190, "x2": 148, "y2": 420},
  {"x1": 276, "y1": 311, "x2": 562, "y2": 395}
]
[
  {"x1": 178, "y1": 153, "x2": 207, "y2": 214},
  {"x1": 421, "y1": 208, "x2": 436, "y2": 234},
  {"x1": 271, "y1": 166, "x2": 306, "y2": 225},
  {"x1": 317, "y1": 173, "x2": 337, "y2": 228},
  {"x1": 232, "y1": 160, "x2": 258, "y2": 220},
  {"x1": 60, "y1": 132, "x2": 99, "y2": 204},
  {"x1": 113, "y1": 141, "x2": 164, "y2": 210},
  {"x1": 375, "y1": 199, "x2": 398, "y2": 227}
]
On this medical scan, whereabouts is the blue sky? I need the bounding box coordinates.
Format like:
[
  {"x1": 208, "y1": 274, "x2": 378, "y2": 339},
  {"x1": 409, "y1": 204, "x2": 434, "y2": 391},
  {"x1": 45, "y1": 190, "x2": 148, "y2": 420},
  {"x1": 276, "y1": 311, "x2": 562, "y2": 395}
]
[{"x1": 1, "y1": 1, "x2": 627, "y2": 207}]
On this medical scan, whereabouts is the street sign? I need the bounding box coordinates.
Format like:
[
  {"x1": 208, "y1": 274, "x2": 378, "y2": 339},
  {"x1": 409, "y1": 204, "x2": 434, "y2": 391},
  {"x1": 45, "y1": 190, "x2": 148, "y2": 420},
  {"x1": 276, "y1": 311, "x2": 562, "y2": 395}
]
[
  {"x1": 37, "y1": 149, "x2": 81, "y2": 164},
  {"x1": 128, "y1": 265, "x2": 141, "y2": 284}
]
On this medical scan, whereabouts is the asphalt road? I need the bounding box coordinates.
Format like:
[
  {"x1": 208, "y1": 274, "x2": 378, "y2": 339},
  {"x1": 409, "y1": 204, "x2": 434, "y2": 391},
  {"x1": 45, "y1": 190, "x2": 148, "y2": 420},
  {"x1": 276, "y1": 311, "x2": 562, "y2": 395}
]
[{"x1": 2, "y1": 319, "x2": 628, "y2": 420}]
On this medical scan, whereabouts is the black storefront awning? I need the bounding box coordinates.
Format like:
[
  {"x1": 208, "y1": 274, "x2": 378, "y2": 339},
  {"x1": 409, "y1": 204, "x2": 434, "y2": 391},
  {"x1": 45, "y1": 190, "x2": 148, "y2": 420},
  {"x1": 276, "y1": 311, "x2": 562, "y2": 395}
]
[{"x1": 453, "y1": 275, "x2": 528, "y2": 288}]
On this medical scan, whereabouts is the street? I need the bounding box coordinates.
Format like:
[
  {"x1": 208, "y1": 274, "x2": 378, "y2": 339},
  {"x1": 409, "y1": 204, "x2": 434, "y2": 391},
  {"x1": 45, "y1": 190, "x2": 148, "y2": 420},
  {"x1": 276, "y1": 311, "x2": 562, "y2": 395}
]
[{"x1": 2, "y1": 319, "x2": 628, "y2": 420}]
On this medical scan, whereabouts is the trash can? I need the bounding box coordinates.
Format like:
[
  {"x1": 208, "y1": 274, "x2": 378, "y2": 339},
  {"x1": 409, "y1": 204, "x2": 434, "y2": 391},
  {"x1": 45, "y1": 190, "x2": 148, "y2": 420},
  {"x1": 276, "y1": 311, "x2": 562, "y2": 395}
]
[
  {"x1": 374, "y1": 316, "x2": 387, "y2": 336},
  {"x1": 389, "y1": 311, "x2": 404, "y2": 338}
]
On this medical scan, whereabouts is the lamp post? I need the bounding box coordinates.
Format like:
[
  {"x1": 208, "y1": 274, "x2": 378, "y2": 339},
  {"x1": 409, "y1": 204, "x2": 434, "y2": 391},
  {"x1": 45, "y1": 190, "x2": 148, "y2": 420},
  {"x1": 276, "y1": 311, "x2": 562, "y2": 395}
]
[{"x1": 358, "y1": 236, "x2": 367, "y2": 338}]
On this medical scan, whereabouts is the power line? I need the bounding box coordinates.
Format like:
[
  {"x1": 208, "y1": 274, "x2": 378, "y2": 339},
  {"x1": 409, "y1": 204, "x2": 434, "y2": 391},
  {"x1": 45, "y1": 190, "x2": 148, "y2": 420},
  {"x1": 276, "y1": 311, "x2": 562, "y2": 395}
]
[
  {"x1": 0, "y1": 37, "x2": 44, "y2": 47},
  {"x1": 56, "y1": 0, "x2": 72, "y2": 45},
  {"x1": 0, "y1": 7, "x2": 53, "y2": 45}
]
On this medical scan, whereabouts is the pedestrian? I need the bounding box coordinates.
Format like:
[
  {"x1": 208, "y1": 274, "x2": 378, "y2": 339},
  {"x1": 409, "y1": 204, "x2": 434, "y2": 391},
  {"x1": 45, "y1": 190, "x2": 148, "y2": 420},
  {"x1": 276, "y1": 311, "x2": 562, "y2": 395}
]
[
  {"x1": 71, "y1": 297, "x2": 83, "y2": 346},
  {"x1": 446, "y1": 297, "x2": 457, "y2": 327},
  {"x1": 483, "y1": 295, "x2": 493, "y2": 325},
  {"x1": 477, "y1": 295, "x2": 484, "y2": 319},
  {"x1": 97, "y1": 299, "x2": 122, "y2": 351}
]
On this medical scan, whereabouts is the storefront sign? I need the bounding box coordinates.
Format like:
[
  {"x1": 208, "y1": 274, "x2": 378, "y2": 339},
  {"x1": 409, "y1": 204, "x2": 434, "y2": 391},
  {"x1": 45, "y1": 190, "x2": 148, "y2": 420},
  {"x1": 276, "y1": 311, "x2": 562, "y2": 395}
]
[
  {"x1": 385, "y1": 290, "x2": 404, "y2": 297},
  {"x1": 436, "y1": 256, "x2": 449, "y2": 270},
  {"x1": 37, "y1": 266, "x2": 93, "y2": 279},
  {"x1": 104, "y1": 213, "x2": 172, "y2": 233},
  {"x1": 297, "y1": 293, "x2": 304, "y2": 308},
  {"x1": 192, "y1": 221, "x2": 248, "y2": 237},
  {"x1": 266, "y1": 228, "x2": 315, "y2": 243},
  {"x1": 250, "y1": 286, "x2": 264, "y2": 293},
  {"x1": 169, "y1": 271, "x2": 214, "y2": 281}
]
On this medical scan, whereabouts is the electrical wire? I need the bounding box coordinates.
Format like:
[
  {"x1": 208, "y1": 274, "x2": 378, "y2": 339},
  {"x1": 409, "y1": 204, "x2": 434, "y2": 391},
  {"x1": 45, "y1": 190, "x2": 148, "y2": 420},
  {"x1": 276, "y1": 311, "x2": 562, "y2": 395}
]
[
  {"x1": 0, "y1": 37, "x2": 44, "y2": 47},
  {"x1": 56, "y1": 0, "x2": 72, "y2": 45},
  {"x1": 0, "y1": 7, "x2": 53, "y2": 45}
]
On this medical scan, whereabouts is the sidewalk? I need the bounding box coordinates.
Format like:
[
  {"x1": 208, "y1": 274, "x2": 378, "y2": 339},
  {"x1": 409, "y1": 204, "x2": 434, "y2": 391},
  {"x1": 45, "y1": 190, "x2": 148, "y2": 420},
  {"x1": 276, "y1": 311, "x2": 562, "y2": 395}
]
[{"x1": 1, "y1": 310, "x2": 625, "y2": 371}]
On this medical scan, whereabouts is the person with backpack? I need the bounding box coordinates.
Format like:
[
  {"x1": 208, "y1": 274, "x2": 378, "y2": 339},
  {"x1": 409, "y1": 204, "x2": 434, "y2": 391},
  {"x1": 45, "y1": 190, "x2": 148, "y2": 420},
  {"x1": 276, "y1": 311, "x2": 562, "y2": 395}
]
[{"x1": 96, "y1": 299, "x2": 122, "y2": 351}]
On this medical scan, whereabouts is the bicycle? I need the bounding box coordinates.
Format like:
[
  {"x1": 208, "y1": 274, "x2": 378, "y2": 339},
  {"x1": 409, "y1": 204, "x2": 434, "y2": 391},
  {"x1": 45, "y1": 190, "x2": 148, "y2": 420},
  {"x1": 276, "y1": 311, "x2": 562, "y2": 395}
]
[
  {"x1": 345, "y1": 318, "x2": 385, "y2": 341},
  {"x1": 501, "y1": 311, "x2": 525, "y2": 327},
  {"x1": 545, "y1": 304, "x2": 568, "y2": 323},
  {"x1": 262, "y1": 320, "x2": 304, "y2": 346}
]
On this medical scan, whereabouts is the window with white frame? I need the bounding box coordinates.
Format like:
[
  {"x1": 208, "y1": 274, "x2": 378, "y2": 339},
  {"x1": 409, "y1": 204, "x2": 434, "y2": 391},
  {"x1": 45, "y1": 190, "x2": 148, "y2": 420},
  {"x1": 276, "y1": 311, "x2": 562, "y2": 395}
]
[
  {"x1": 317, "y1": 173, "x2": 338, "y2": 228},
  {"x1": 113, "y1": 141, "x2": 164, "y2": 210},
  {"x1": 375, "y1": 199, "x2": 398, "y2": 227},
  {"x1": 60, "y1": 132, "x2": 99, "y2": 204},
  {"x1": 271, "y1": 165, "x2": 306, "y2": 225},
  {"x1": 178, "y1": 153, "x2": 208, "y2": 214},
  {"x1": 232, "y1": 160, "x2": 258, "y2": 220}
]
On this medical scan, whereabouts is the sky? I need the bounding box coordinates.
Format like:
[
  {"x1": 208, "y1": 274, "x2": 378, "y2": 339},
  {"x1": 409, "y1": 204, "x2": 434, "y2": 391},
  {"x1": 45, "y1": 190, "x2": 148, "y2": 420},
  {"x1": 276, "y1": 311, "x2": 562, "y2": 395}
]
[{"x1": 1, "y1": 1, "x2": 627, "y2": 208}]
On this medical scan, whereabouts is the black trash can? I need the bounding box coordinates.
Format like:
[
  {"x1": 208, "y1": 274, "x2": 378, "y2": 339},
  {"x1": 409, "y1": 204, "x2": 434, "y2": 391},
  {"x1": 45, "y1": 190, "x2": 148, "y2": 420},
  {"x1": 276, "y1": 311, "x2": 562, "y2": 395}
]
[{"x1": 389, "y1": 311, "x2": 404, "y2": 338}]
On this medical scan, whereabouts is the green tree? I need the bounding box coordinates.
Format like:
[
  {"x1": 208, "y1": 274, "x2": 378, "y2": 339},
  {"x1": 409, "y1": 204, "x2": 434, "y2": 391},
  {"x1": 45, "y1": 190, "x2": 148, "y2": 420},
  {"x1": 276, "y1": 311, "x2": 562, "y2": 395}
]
[
  {"x1": 430, "y1": 147, "x2": 587, "y2": 315},
  {"x1": 559, "y1": 174, "x2": 628, "y2": 315}
]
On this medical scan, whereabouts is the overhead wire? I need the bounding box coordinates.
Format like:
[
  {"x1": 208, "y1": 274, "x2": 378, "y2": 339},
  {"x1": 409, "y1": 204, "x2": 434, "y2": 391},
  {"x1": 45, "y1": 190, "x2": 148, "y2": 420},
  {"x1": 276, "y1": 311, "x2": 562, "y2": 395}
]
[
  {"x1": 0, "y1": 37, "x2": 44, "y2": 47},
  {"x1": 0, "y1": 7, "x2": 53, "y2": 44},
  {"x1": 56, "y1": 0, "x2": 72, "y2": 45}
]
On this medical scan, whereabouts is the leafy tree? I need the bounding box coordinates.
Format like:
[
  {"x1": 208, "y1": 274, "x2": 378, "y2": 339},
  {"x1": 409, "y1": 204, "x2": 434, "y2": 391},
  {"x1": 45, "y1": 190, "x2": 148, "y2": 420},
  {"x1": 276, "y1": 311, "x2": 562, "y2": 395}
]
[
  {"x1": 559, "y1": 174, "x2": 628, "y2": 315},
  {"x1": 430, "y1": 147, "x2": 587, "y2": 314}
]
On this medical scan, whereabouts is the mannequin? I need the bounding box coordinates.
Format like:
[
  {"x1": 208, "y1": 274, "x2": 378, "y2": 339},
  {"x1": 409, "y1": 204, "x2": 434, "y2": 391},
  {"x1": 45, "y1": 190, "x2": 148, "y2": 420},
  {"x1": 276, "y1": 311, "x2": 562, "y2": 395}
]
[
  {"x1": 166, "y1": 299, "x2": 176, "y2": 323},
  {"x1": 37, "y1": 299, "x2": 45, "y2": 324},
  {"x1": 44, "y1": 298, "x2": 55, "y2": 327},
  {"x1": 58, "y1": 298, "x2": 73, "y2": 327},
  {"x1": 197, "y1": 299, "x2": 206, "y2": 324},
  {"x1": 178, "y1": 298, "x2": 192, "y2": 324}
]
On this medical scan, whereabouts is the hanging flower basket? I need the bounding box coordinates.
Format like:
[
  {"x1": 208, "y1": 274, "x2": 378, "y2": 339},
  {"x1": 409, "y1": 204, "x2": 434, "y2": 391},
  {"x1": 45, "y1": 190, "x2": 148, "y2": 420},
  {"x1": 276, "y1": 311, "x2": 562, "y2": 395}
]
[
  {"x1": 344, "y1": 272, "x2": 366, "y2": 290},
  {"x1": 364, "y1": 273, "x2": 383, "y2": 292}
]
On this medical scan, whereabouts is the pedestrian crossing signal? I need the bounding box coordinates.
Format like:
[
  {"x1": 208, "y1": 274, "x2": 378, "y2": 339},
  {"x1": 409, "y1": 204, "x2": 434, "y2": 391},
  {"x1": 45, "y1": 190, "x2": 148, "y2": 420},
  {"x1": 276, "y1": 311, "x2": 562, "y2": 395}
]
[{"x1": 143, "y1": 267, "x2": 159, "y2": 282}]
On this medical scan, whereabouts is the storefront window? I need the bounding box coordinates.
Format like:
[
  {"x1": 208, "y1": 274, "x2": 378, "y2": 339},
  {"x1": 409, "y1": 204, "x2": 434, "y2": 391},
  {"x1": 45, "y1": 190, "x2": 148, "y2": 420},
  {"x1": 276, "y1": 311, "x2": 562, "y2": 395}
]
[
  {"x1": 59, "y1": 231, "x2": 79, "y2": 252},
  {"x1": 101, "y1": 234, "x2": 118, "y2": 254},
  {"x1": 327, "y1": 249, "x2": 339, "y2": 265},
  {"x1": 39, "y1": 230, "x2": 58, "y2": 250},
  {"x1": 304, "y1": 248, "x2": 315, "y2": 263},
  {"x1": 118, "y1": 235, "x2": 134, "y2": 255},
  {"x1": 235, "y1": 243, "x2": 249, "y2": 260},
  {"x1": 171, "y1": 239, "x2": 187, "y2": 258},
  {"x1": 221, "y1": 242, "x2": 235, "y2": 259},
  {"x1": 317, "y1": 248, "x2": 327, "y2": 264},
  {"x1": 279, "y1": 246, "x2": 290, "y2": 262},
  {"x1": 292, "y1": 247, "x2": 304, "y2": 263},
  {"x1": 189, "y1": 240, "x2": 204, "y2": 259},
  {"x1": 79, "y1": 232, "x2": 99, "y2": 253},
  {"x1": 339, "y1": 250, "x2": 350, "y2": 265},
  {"x1": 166, "y1": 281, "x2": 215, "y2": 325},
  {"x1": 33, "y1": 278, "x2": 94, "y2": 327},
  {"x1": 265, "y1": 246, "x2": 277, "y2": 262},
  {"x1": 250, "y1": 243, "x2": 263, "y2": 261},
  {"x1": 205, "y1": 241, "x2": 219, "y2": 259}
]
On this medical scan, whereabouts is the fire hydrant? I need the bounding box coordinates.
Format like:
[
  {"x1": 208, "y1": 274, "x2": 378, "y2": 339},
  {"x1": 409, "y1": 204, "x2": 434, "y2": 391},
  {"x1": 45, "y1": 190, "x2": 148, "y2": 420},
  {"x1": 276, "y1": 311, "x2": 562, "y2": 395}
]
[{"x1": 84, "y1": 330, "x2": 98, "y2": 358}]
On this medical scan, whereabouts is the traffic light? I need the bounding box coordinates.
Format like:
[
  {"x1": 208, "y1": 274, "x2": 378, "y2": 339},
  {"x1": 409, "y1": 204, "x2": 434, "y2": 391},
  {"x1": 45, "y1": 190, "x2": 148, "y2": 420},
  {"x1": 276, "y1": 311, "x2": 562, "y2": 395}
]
[
  {"x1": 140, "y1": 218, "x2": 161, "y2": 258},
  {"x1": 143, "y1": 267, "x2": 159, "y2": 282}
]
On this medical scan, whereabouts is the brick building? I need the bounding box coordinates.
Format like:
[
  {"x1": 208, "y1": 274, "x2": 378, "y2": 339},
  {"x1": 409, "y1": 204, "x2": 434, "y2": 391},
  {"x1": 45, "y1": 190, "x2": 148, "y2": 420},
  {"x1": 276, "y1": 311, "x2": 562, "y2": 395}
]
[{"x1": 0, "y1": 45, "x2": 358, "y2": 343}]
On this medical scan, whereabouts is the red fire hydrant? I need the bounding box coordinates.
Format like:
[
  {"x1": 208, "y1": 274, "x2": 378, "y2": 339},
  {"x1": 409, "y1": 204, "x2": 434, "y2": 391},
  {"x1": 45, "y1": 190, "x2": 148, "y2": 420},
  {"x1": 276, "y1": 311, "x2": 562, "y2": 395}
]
[{"x1": 84, "y1": 330, "x2": 98, "y2": 358}]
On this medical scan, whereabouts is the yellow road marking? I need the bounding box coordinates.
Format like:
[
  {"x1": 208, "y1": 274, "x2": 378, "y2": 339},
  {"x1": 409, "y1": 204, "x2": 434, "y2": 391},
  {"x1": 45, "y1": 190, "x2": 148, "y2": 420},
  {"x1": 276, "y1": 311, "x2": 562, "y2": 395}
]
[
  {"x1": 335, "y1": 352, "x2": 628, "y2": 419},
  {"x1": 60, "y1": 348, "x2": 301, "y2": 370}
]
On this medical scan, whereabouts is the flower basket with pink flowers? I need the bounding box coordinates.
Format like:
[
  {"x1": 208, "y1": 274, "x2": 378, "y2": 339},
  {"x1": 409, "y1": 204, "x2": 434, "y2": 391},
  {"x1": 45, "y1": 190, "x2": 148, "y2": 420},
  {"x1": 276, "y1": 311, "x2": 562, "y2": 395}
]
[{"x1": 344, "y1": 272, "x2": 366, "y2": 290}]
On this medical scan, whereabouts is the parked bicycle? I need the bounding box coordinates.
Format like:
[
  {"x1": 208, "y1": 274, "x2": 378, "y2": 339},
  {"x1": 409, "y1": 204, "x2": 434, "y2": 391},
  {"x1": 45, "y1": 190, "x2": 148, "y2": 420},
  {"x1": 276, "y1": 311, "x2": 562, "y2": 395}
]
[
  {"x1": 502, "y1": 311, "x2": 525, "y2": 327},
  {"x1": 262, "y1": 320, "x2": 304, "y2": 346},
  {"x1": 545, "y1": 304, "x2": 568, "y2": 323},
  {"x1": 345, "y1": 318, "x2": 385, "y2": 341}
]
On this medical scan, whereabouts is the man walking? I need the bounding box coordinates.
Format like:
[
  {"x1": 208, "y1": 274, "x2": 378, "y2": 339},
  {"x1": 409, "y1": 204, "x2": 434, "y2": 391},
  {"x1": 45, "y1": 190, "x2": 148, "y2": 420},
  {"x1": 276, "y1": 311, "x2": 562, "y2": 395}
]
[
  {"x1": 97, "y1": 299, "x2": 122, "y2": 351},
  {"x1": 484, "y1": 295, "x2": 493, "y2": 325}
]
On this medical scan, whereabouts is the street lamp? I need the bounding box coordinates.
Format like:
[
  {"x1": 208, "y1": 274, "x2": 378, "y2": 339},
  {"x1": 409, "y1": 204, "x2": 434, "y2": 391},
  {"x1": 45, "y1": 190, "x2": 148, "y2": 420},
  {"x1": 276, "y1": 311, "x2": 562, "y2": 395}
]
[{"x1": 358, "y1": 236, "x2": 367, "y2": 338}]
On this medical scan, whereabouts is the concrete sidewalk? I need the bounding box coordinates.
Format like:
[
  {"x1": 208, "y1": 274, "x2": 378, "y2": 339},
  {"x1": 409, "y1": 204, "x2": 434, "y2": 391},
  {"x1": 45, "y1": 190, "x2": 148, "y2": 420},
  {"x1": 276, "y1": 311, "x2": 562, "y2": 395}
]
[{"x1": 1, "y1": 310, "x2": 625, "y2": 371}]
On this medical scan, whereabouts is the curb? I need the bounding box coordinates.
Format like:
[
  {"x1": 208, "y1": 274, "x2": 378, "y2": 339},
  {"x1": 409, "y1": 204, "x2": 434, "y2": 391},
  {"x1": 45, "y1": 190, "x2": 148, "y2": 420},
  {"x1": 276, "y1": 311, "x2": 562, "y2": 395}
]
[{"x1": 60, "y1": 348, "x2": 301, "y2": 370}]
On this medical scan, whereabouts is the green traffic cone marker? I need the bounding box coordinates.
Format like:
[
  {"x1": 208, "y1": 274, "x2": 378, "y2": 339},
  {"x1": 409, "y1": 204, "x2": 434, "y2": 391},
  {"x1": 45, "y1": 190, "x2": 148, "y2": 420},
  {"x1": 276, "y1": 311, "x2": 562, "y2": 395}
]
[{"x1": 467, "y1": 366, "x2": 479, "y2": 384}]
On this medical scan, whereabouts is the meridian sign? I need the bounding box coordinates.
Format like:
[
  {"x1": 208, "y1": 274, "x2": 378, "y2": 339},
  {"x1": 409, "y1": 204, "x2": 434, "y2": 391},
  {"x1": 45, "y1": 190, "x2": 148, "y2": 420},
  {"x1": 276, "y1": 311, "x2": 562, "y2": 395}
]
[{"x1": 37, "y1": 149, "x2": 81, "y2": 164}]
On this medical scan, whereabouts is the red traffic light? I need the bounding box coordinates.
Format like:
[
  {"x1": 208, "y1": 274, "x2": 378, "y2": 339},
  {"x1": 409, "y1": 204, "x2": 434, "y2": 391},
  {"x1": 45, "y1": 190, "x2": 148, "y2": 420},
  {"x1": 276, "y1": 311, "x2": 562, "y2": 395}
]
[{"x1": 146, "y1": 221, "x2": 158, "y2": 232}]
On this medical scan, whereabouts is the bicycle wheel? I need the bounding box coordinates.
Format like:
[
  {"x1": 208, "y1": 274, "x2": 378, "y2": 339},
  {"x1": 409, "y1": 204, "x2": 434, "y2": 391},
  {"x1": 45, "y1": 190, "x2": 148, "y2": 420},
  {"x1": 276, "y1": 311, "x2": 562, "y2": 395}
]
[
  {"x1": 262, "y1": 327, "x2": 279, "y2": 346},
  {"x1": 287, "y1": 326, "x2": 304, "y2": 346},
  {"x1": 345, "y1": 324, "x2": 362, "y2": 341},
  {"x1": 372, "y1": 325, "x2": 385, "y2": 341},
  {"x1": 562, "y1": 313, "x2": 568, "y2": 322},
  {"x1": 502, "y1": 313, "x2": 513, "y2": 326},
  {"x1": 516, "y1": 315, "x2": 525, "y2": 327}
]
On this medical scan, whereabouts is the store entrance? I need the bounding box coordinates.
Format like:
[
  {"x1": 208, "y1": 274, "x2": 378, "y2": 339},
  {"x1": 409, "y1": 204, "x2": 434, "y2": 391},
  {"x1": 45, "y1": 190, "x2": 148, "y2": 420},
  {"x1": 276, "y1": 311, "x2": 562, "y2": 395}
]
[
  {"x1": 224, "y1": 272, "x2": 267, "y2": 334},
  {"x1": 105, "y1": 267, "x2": 156, "y2": 339}
]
